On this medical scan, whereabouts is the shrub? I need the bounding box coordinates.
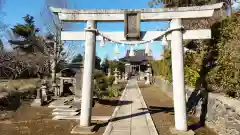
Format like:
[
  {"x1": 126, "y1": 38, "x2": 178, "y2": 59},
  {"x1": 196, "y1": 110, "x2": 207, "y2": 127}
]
[
  {"x1": 93, "y1": 71, "x2": 118, "y2": 99},
  {"x1": 93, "y1": 80, "x2": 104, "y2": 100},
  {"x1": 94, "y1": 77, "x2": 108, "y2": 91},
  {"x1": 184, "y1": 67, "x2": 199, "y2": 87},
  {"x1": 93, "y1": 70, "x2": 105, "y2": 79},
  {"x1": 107, "y1": 86, "x2": 120, "y2": 97},
  {"x1": 152, "y1": 13, "x2": 240, "y2": 99},
  {"x1": 93, "y1": 70, "x2": 108, "y2": 90},
  {"x1": 206, "y1": 15, "x2": 240, "y2": 98},
  {"x1": 107, "y1": 76, "x2": 115, "y2": 86}
]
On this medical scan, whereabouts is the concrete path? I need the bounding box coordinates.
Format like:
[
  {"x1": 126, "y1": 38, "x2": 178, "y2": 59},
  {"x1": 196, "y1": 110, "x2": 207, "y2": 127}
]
[{"x1": 104, "y1": 79, "x2": 158, "y2": 135}]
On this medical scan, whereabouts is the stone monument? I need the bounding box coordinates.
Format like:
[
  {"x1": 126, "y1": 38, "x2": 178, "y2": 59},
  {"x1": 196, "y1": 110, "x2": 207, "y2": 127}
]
[{"x1": 74, "y1": 64, "x2": 84, "y2": 102}]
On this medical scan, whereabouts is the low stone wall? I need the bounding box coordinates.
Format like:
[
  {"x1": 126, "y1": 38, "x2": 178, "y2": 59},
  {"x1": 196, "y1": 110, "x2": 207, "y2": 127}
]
[{"x1": 154, "y1": 78, "x2": 240, "y2": 135}]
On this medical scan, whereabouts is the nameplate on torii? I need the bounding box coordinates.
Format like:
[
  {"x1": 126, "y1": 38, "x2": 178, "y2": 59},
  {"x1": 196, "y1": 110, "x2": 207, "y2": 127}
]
[{"x1": 124, "y1": 11, "x2": 141, "y2": 40}]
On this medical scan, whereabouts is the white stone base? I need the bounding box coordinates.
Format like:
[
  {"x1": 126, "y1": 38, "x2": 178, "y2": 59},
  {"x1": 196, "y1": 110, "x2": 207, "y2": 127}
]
[
  {"x1": 31, "y1": 99, "x2": 42, "y2": 107},
  {"x1": 53, "y1": 108, "x2": 79, "y2": 112},
  {"x1": 48, "y1": 104, "x2": 72, "y2": 108},
  {"x1": 74, "y1": 97, "x2": 82, "y2": 102},
  {"x1": 170, "y1": 127, "x2": 195, "y2": 135},
  {"x1": 52, "y1": 115, "x2": 111, "y2": 121},
  {"x1": 145, "y1": 80, "x2": 151, "y2": 85},
  {"x1": 71, "y1": 125, "x2": 96, "y2": 134},
  {"x1": 52, "y1": 111, "x2": 80, "y2": 116}
]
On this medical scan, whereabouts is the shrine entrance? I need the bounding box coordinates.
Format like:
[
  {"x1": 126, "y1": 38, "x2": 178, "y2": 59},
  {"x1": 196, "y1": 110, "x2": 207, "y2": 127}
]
[{"x1": 50, "y1": 2, "x2": 223, "y2": 134}]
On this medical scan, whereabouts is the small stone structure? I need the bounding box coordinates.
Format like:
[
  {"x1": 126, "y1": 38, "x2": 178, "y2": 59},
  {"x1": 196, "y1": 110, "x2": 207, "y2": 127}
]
[
  {"x1": 58, "y1": 62, "x2": 84, "y2": 102},
  {"x1": 155, "y1": 78, "x2": 240, "y2": 135}
]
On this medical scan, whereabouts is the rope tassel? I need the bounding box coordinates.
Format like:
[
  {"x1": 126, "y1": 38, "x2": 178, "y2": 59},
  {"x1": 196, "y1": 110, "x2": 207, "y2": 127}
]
[
  {"x1": 129, "y1": 46, "x2": 135, "y2": 57},
  {"x1": 145, "y1": 43, "x2": 150, "y2": 54},
  {"x1": 114, "y1": 44, "x2": 119, "y2": 54},
  {"x1": 100, "y1": 36, "x2": 105, "y2": 47},
  {"x1": 162, "y1": 35, "x2": 168, "y2": 46}
]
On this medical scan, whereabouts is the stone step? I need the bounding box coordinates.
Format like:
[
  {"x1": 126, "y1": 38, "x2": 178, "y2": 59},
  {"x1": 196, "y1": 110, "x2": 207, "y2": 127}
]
[
  {"x1": 54, "y1": 96, "x2": 74, "y2": 101},
  {"x1": 51, "y1": 97, "x2": 74, "y2": 104},
  {"x1": 49, "y1": 101, "x2": 67, "y2": 106},
  {"x1": 48, "y1": 104, "x2": 72, "y2": 108},
  {"x1": 52, "y1": 111, "x2": 80, "y2": 116},
  {"x1": 53, "y1": 108, "x2": 79, "y2": 112},
  {"x1": 52, "y1": 115, "x2": 79, "y2": 120},
  {"x1": 52, "y1": 115, "x2": 111, "y2": 121}
]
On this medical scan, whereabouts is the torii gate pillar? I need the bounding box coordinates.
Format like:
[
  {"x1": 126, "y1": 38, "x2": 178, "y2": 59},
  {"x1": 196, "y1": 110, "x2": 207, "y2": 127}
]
[
  {"x1": 170, "y1": 18, "x2": 187, "y2": 131},
  {"x1": 80, "y1": 20, "x2": 96, "y2": 127}
]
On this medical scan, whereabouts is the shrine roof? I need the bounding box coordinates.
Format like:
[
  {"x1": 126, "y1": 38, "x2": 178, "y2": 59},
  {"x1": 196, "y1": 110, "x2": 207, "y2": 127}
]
[{"x1": 119, "y1": 49, "x2": 150, "y2": 63}]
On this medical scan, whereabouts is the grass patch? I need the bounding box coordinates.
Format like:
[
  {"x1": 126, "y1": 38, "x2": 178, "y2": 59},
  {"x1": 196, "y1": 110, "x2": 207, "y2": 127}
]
[{"x1": 0, "y1": 78, "x2": 41, "y2": 92}]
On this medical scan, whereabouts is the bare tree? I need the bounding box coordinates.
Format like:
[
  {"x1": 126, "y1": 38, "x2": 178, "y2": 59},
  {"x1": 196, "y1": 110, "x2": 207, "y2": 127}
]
[
  {"x1": 4, "y1": 30, "x2": 52, "y2": 79},
  {"x1": 40, "y1": 0, "x2": 79, "y2": 93}
]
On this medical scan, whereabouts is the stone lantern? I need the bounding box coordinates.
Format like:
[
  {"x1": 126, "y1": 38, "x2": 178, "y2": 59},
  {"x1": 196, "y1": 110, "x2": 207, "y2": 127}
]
[
  {"x1": 31, "y1": 79, "x2": 49, "y2": 106},
  {"x1": 145, "y1": 64, "x2": 151, "y2": 85},
  {"x1": 114, "y1": 68, "x2": 119, "y2": 84},
  {"x1": 41, "y1": 79, "x2": 49, "y2": 103},
  {"x1": 118, "y1": 72, "x2": 121, "y2": 80},
  {"x1": 108, "y1": 68, "x2": 111, "y2": 76}
]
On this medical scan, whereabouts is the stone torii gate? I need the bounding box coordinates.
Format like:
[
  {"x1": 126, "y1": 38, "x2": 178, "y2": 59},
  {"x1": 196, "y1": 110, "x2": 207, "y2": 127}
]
[{"x1": 50, "y1": 3, "x2": 223, "y2": 134}]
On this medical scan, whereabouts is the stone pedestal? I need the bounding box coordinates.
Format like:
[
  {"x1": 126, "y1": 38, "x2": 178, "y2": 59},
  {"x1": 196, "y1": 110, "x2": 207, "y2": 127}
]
[
  {"x1": 41, "y1": 85, "x2": 48, "y2": 103},
  {"x1": 31, "y1": 90, "x2": 42, "y2": 107},
  {"x1": 125, "y1": 72, "x2": 128, "y2": 80},
  {"x1": 122, "y1": 73, "x2": 125, "y2": 80},
  {"x1": 31, "y1": 80, "x2": 49, "y2": 107},
  {"x1": 170, "y1": 127, "x2": 195, "y2": 135}
]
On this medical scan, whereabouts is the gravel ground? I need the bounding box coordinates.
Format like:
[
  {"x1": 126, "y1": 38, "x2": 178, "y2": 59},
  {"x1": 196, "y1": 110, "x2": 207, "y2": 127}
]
[
  {"x1": 138, "y1": 82, "x2": 218, "y2": 135},
  {"x1": 0, "y1": 82, "x2": 127, "y2": 135}
]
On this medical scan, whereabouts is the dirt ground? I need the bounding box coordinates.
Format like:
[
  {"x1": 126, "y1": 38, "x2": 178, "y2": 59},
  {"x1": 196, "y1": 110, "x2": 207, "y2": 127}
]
[
  {"x1": 138, "y1": 82, "x2": 218, "y2": 135},
  {"x1": 0, "y1": 82, "x2": 127, "y2": 135}
]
